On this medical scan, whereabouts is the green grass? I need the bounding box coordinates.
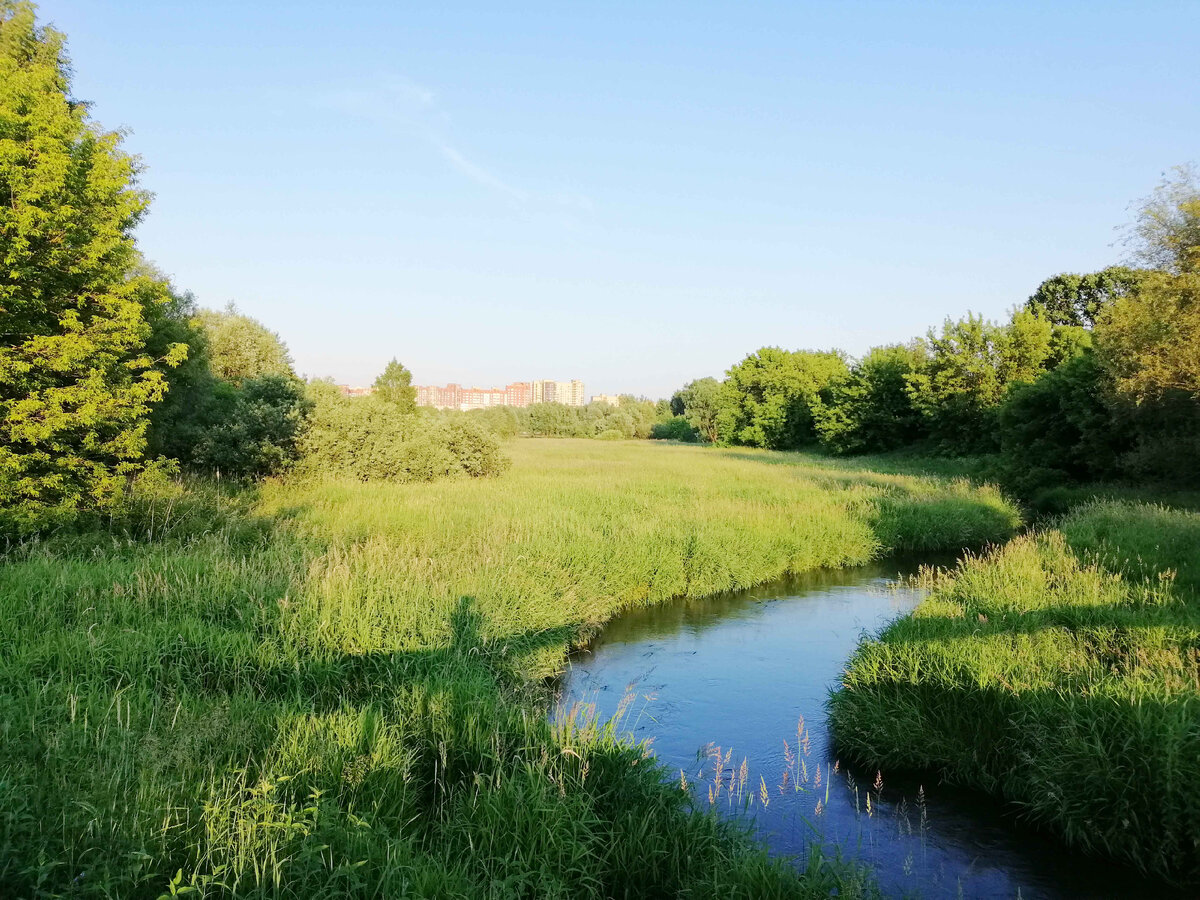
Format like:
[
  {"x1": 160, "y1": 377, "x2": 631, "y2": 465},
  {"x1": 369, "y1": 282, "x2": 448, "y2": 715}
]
[
  {"x1": 0, "y1": 438, "x2": 1019, "y2": 898},
  {"x1": 830, "y1": 499, "x2": 1200, "y2": 883}
]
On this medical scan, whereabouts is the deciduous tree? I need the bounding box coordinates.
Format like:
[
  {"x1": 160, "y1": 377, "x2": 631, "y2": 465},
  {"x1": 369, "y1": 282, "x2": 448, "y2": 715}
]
[
  {"x1": 373, "y1": 358, "x2": 417, "y2": 413},
  {"x1": 0, "y1": 2, "x2": 183, "y2": 527}
]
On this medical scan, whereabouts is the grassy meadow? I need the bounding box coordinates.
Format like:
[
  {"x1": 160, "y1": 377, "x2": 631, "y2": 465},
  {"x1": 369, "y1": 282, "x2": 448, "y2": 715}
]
[
  {"x1": 830, "y1": 499, "x2": 1200, "y2": 883},
  {"x1": 0, "y1": 439, "x2": 1020, "y2": 899}
]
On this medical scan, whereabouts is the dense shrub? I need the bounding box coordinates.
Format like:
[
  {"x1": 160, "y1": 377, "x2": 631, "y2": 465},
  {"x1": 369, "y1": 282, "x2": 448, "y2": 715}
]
[
  {"x1": 443, "y1": 419, "x2": 513, "y2": 477},
  {"x1": 190, "y1": 375, "x2": 311, "y2": 478},
  {"x1": 717, "y1": 347, "x2": 848, "y2": 449},
  {"x1": 650, "y1": 416, "x2": 698, "y2": 442},
  {"x1": 298, "y1": 385, "x2": 508, "y2": 482},
  {"x1": 997, "y1": 351, "x2": 1130, "y2": 488}
]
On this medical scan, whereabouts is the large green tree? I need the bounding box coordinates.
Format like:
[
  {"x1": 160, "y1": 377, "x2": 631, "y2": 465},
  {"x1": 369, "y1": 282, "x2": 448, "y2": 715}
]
[
  {"x1": 718, "y1": 347, "x2": 847, "y2": 450},
  {"x1": 671, "y1": 377, "x2": 723, "y2": 443},
  {"x1": 373, "y1": 358, "x2": 417, "y2": 413},
  {"x1": 193, "y1": 304, "x2": 294, "y2": 383},
  {"x1": 1124, "y1": 164, "x2": 1200, "y2": 275},
  {"x1": 905, "y1": 311, "x2": 1055, "y2": 453},
  {"x1": 814, "y1": 342, "x2": 927, "y2": 455},
  {"x1": 1025, "y1": 266, "x2": 1147, "y2": 328},
  {"x1": 0, "y1": 2, "x2": 182, "y2": 527}
]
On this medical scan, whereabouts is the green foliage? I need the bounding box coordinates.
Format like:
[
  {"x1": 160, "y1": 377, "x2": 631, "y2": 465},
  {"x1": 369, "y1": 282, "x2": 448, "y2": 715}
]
[
  {"x1": 832, "y1": 502, "x2": 1200, "y2": 881},
  {"x1": 904, "y1": 311, "x2": 1055, "y2": 454},
  {"x1": 298, "y1": 383, "x2": 508, "y2": 482},
  {"x1": 143, "y1": 285, "x2": 220, "y2": 465},
  {"x1": 1094, "y1": 270, "x2": 1200, "y2": 404},
  {"x1": 372, "y1": 358, "x2": 416, "y2": 413},
  {"x1": 672, "y1": 377, "x2": 723, "y2": 443},
  {"x1": 442, "y1": 418, "x2": 512, "y2": 477},
  {"x1": 517, "y1": 398, "x2": 665, "y2": 441},
  {"x1": 718, "y1": 348, "x2": 848, "y2": 450},
  {"x1": 193, "y1": 304, "x2": 294, "y2": 383},
  {"x1": 1124, "y1": 163, "x2": 1200, "y2": 275},
  {"x1": 188, "y1": 375, "x2": 310, "y2": 478},
  {"x1": 814, "y1": 343, "x2": 927, "y2": 455},
  {"x1": 650, "y1": 416, "x2": 698, "y2": 442},
  {"x1": 997, "y1": 350, "x2": 1131, "y2": 489},
  {"x1": 1091, "y1": 177, "x2": 1200, "y2": 484},
  {"x1": 0, "y1": 3, "x2": 183, "y2": 532},
  {"x1": 1025, "y1": 266, "x2": 1147, "y2": 328},
  {"x1": 462, "y1": 404, "x2": 522, "y2": 439}
]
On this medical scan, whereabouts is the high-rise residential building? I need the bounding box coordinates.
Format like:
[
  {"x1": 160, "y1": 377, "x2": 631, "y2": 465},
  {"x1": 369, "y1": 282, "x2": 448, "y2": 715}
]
[
  {"x1": 416, "y1": 383, "x2": 462, "y2": 409},
  {"x1": 591, "y1": 394, "x2": 620, "y2": 407},
  {"x1": 505, "y1": 382, "x2": 532, "y2": 406},
  {"x1": 562, "y1": 380, "x2": 586, "y2": 407},
  {"x1": 414, "y1": 378, "x2": 584, "y2": 409}
]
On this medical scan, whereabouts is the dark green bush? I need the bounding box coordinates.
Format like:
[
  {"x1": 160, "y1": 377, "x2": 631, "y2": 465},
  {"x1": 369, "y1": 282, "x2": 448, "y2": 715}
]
[
  {"x1": 190, "y1": 375, "x2": 311, "y2": 478},
  {"x1": 998, "y1": 351, "x2": 1130, "y2": 485},
  {"x1": 650, "y1": 416, "x2": 698, "y2": 442}
]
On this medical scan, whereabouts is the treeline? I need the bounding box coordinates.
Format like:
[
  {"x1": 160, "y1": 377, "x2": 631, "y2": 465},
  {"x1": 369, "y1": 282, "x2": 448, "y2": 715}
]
[
  {"x1": 667, "y1": 170, "x2": 1200, "y2": 499},
  {"x1": 459, "y1": 396, "x2": 673, "y2": 440},
  {"x1": 0, "y1": 3, "x2": 505, "y2": 536},
  {"x1": 148, "y1": 303, "x2": 510, "y2": 485}
]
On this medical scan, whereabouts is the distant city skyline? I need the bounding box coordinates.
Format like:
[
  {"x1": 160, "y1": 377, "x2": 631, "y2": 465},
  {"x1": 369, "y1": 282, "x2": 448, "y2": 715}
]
[
  {"x1": 409, "y1": 379, "x2": 588, "y2": 410},
  {"x1": 39, "y1": 1, "x2": 1200, "y2": 398}
]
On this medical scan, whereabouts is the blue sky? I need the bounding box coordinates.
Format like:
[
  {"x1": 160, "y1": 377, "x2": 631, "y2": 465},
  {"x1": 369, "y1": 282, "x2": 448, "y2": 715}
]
[{"x1": 40, "y1": 1, "x2": 1199, "y2": 397}]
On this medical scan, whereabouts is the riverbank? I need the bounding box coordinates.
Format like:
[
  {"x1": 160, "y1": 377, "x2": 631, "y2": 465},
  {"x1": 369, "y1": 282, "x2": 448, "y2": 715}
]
[
  {"x1": 830, "y1": 500, "x2": 1200, "y2": 884},
  {"x1": 0, "y1": 439, "x2": 1018, "y2": 898}
]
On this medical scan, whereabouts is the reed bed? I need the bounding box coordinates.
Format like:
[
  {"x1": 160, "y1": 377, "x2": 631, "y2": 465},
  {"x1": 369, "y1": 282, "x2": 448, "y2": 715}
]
[
  {"x1": 0, "y1": 438, "x2": 1018, "y2": 898},
  {"x1": 830, "y1": 500, "x2": 1200, "y2": 883}
]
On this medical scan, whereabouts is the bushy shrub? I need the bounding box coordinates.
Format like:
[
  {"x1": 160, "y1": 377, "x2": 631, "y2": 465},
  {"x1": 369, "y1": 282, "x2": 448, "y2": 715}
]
[
  {"x1": 649, "y1": 417, "x2": 698, "y2": 442},
  {"x1": 997, "y1": 351, "x2": 1130, "y2": 486},
  {"x1": 443, "y1": 420, "x2": 512, "y2": 477},
  {"x1": 190, "y1": 375, "x2": 311, "y2": 478},
  {"x1": 298, "y1": 385, "x2": 508, "y2": 482},
  {"x1": 717, "y1": 347, "x2": 848, "y2": 449}
]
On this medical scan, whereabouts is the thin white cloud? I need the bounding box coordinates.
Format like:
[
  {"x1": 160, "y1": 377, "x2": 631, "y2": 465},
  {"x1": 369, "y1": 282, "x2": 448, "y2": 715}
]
[
  {"x1": 435, "y1": 141, "x2": 529, "y2": 203},
  {"x1": 317, "y1": 75, "x2": 591, "y2": 211}
]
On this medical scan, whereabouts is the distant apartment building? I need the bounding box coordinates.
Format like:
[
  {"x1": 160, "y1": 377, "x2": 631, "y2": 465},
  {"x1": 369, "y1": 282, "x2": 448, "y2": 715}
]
[
  {"x1": 560, "y1": 380, "x2": 586, "y2": 407},
  {"x1": 529, "y1": 379, "x2": 584, "y2": 407},
  {"x1": 338, "y1": 385, "x2": 375, "y2": 397},
  {"x1": 415, "y1": 378, "x2": 586, "y2": 409},
  {"x1": 505, "y1": 381, "x2": 532, "y2": 407},
  {"x1": 415, "y1": 383, "x2": 462, "y2": 409},
  {"x1": 591, "y1": 394, "x2": 621, "y2": 407}
]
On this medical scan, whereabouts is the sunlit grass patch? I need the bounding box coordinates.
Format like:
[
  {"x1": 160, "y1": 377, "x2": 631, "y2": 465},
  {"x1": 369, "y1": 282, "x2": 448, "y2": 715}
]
[
  {"x1": 0, "y1": 438, "x2": 1015, "y2": 897},
  {"x1": 831, "y1": 501, "x2": 1200, "y2": 883}
]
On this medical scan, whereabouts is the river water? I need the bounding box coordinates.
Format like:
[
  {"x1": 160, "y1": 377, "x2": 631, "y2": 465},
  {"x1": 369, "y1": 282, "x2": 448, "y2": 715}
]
[{"x1": 554, "y1": 562, "x2": 1171, "y2": 899}]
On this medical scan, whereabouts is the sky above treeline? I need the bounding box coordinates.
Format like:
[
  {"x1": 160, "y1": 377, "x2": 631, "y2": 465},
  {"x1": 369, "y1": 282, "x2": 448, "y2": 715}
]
[{"x1": 40, "y1": 0, "x2": 1200, "y2": 398}]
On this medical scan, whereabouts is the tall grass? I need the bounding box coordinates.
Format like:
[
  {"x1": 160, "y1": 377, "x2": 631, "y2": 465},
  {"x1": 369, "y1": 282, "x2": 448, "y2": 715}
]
[
  {"x1": 830, "y1": 500, "x2": 1200, "y2": 883},
  {"x1": 0, "y1": 438, "x2": 1018, "y2": 898}
]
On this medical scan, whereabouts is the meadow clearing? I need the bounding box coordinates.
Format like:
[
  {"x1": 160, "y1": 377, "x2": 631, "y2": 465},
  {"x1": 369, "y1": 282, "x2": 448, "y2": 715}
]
[{"x1": 0, "y1": 439, "x2": 1020, "y2": 899}]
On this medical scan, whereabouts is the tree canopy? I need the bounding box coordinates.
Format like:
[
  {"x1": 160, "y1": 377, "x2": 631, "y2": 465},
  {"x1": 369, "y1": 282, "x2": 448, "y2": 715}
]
[
  {"x1": 0, "y1": 2, "x2": 183, "y2": 527},
  {"x1": 717, "y1": 348, "x2": 847, "y2": 450},
  {"x1": 193, "y1": 304, "x2": 294, "y2": 383},
  {"x1": 1025, "y1": 266, "x2": 1146, "y2": 328},
  {"x1": 373, "y1": 358, "x2": 417, "y2": 413}
]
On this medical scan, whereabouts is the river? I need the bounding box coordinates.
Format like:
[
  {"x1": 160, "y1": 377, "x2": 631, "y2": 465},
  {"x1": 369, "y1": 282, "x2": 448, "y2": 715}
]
[{"x1": 554, "y1": 561, "x2": 1173, "y2": 899}]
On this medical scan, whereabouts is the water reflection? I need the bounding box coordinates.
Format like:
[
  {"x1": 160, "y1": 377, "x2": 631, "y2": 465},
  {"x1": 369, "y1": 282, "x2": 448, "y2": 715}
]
[{"x1": 554, "y1": 562, "x2": 1174, "y2": 899}]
